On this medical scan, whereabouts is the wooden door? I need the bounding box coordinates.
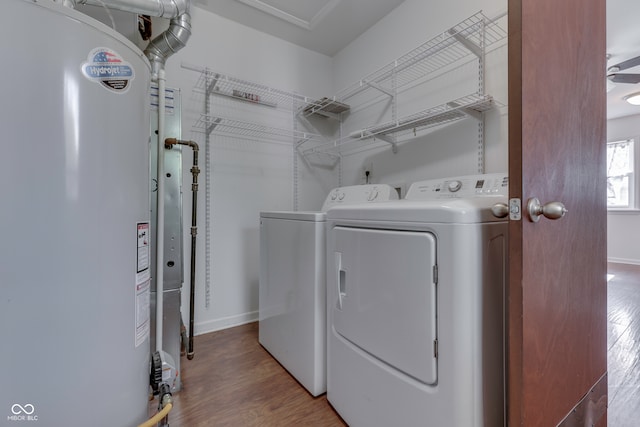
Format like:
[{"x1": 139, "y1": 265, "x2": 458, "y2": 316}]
[{"x1": 508, "y1": 0, "x2": 608, "y2": 426}]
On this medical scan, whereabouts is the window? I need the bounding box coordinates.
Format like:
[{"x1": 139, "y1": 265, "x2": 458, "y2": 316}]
[{"x1": 607, "y1": 139, "x2": 635, "y2": 209}]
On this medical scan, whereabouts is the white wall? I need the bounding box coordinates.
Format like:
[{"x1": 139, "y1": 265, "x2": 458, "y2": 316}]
[
  {"x1": 158, "y1": 0, "x2": 512, "y2": 336},
  {"x1": 154, "y1": 1, "x2": 639, "y2": 338},
  {"x1": 607, "y1": 114, "x2": 640, "y2": 265},
  {"x1": 158, "y1": 6, "x2": 335, "y2": 335},
  {"x1": 331, "y1": 0, "x2": 509, "y2": 190}
]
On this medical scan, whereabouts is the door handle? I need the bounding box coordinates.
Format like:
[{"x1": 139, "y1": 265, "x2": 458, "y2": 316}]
[
  {"x1": 491, "y1": 203, "x2": 509, "y2": 218},
  {"x1": 526, "y1": 197, "x2": 568, "y2": 222},
  {"x1": 335, "y1": 252, "x2": 346, "y2": 310}
]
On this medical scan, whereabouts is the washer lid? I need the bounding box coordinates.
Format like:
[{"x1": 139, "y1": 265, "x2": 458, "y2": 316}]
[
  {"x1": 321, "y1": 184, "x2": 399, "y2": 211},
  {"x1": 260, "y1": 211, "x2": 326, "y2": 221}
]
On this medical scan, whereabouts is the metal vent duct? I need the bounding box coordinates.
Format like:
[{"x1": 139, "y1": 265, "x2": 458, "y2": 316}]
[{"x1": 72, "y1": 0, "x2": 188, "y2": 18}]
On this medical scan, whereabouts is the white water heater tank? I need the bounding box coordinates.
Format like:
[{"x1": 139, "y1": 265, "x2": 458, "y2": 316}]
[{"x1": 1, "y1": 1, "x2": 151, "y2": 426}]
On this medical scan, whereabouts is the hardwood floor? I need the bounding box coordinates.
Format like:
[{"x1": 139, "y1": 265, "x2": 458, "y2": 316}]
[
  {"x1": 153, "y1": 263, "x2": 640, "y2": 426},
  {"x1": 157, "y1": 322, "x2": 346, "y2": 427},
  {"x1": 607, "y1": 262, "x2": 640, "y2": 427}
]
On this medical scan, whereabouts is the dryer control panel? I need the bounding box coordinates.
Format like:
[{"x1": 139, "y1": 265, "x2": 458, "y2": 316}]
[
  {"x1": 321, "y1": 184, "x2": 399, "y2": 211},
  {"x1": 406, "y1": 173, "x2": 508, "y2": 200}
]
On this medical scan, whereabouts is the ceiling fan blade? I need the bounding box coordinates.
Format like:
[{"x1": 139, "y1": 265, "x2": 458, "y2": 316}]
[
  {"x1": 608, "y1": 73, "x2": 640, "y2": 84},
  {"x1": 611, "y1": 55, "x2": 640, "y2": 72}
]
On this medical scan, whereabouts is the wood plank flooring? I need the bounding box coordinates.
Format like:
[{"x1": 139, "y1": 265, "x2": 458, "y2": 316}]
[
  {"x1": 607, "y1": 262, "x2": 640, "y2": 427},
  {"x1": 154, "y1": 262, "x2": 640, "y2": 426},
  {"x1": 157, "y1": 322, "x2": 346, "y2": 426}
]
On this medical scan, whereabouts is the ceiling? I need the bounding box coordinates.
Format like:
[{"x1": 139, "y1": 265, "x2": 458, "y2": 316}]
[
  {"x1": 194, "y1": 0, "x2": 640, "y2": 120},
  {"x1": 193, "y1": 0, "x2": 406, "y2": 57},
  {"x1": 606, "y1": 0, "x2": 640, "y2": 119}
]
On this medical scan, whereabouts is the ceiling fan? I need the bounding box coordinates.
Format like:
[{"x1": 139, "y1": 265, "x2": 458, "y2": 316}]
[{"x1": 607, "y1": 55, "x2": 640, "y2": 84}]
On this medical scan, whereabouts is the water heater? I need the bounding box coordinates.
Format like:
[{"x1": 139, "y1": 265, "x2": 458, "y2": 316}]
[{"x1": 1, "y1": 1, "x2": 151, "y2": 425}]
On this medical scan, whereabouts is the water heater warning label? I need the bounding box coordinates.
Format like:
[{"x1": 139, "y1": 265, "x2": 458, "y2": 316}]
[
  {"x1": 136, "y1": 222, "x2": 150, "y2": 347},
  {"x1": 137, "y1": 222, "x2": 150, "y2": 274},
  {"x1": 81, "y1": 47, "x2": 135, "y2": 94}
]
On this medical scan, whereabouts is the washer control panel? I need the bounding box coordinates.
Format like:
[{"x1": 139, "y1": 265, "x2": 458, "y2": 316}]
[
  {"x1": 447, "y1": 180, "x2": 462, "y2": 193},
  {"x1": 322, "y1": 184, "x2": 399, "y2": 211},
  {"x1": 406, "y1": 173, "x2": 508, "y2": 200}
]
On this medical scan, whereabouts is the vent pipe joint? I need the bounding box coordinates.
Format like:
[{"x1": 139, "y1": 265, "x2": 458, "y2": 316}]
[
  {"x1": 68, "y1": 0, "x2": 192, "y2": 75},
  {"x1": 144, "y1": 10, "x2": 192, "y2": 75}
]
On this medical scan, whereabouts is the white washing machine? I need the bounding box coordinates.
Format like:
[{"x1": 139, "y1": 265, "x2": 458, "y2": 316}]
[
  {"x1": 326, "y1": 173, "x2": 508, "y2": 426},
  {"x1": 259, "y1": 184, "x2": 399, "y2": 396}
]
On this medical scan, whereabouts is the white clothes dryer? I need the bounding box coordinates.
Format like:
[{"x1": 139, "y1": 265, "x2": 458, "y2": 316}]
[
  {"x1": 259, "y1": 184, "x2": 398, "y2": 396},
  {"x1": 326, "y1": 173, "x2": 508, "y2": 426}
]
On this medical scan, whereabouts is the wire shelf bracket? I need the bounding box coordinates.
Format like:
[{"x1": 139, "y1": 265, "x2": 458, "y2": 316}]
[
  {"x1": 299, "y1": 11, "x2": 506, "y2": 159},
  {"x1": 333, "y1": 11, "x2": 506, "y2": 103},
  {"x1": 192, "y1": 115, "x2": 324, "y2": 147},
  {"x1": 302, "y1": 94, "x2": 494, "y2": 157}
]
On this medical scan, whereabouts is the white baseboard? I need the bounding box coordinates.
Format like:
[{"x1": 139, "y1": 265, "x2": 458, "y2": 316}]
[
  {"x1": 194, "y1": 311, "x2": 259, "y2": 336},
  {"x1": 608, "y1": 257, "x2": 640, "y2": 266}
]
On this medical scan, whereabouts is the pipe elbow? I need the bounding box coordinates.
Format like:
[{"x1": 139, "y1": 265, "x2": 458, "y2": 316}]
[
  {"x1": 144, "y1": 11, "x2": 192, "y2": 72},
  {"x1": 158, "y1": 0, "x2": 189, "y2": 18}
]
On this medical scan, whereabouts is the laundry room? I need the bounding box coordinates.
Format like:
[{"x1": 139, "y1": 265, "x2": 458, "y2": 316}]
[
  {"x1": 166, "y1": 0, "x2": 508, "y2": 339},
  {"x1": 1, "y1": 0, "x2": 636, "y2": 426}
]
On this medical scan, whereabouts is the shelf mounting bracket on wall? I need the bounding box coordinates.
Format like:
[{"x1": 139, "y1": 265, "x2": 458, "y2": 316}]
[
  {"x1": 295, "y1": 133, "x2": 316, "y2": 147},
  {"x1": 351, "y1": 130, "x2": 398, "y2": 153},
  {"x1": 361, "y1": 79, "x2": 395, "y2": 97},
  {"x1": 448, "y1": 26, "x2": 483, "y2": 58},
  {"x1": 447, "y1": 101, "x2": 483, "y2": 120},
  {"x1": 206, "y1": 117, "x2": 221, "y2": 136},
  {"x1": 205, "y1": 73, "x2": 220, "y2": 97}
]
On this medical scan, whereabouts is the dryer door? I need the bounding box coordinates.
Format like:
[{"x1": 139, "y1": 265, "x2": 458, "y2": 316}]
[{"x1": 332, "y1": 226, "x2": 438, "y2": 385}]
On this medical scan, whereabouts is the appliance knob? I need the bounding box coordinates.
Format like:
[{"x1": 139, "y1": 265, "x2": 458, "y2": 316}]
[{"x1": 447, "y1": 180, "x2": 462, "y2": 192}]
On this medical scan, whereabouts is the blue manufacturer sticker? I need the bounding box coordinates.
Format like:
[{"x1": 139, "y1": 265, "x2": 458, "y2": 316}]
[{"x1": 81, "y1": 47, "x2": 135, "y2": 93}]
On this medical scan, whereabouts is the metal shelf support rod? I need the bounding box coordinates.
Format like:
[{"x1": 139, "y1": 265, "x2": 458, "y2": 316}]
[
  {"x1": 448, "y1": 29, "x2": 482, "y2": 58},
  {"x1": 358, "y1": 131, "x2": 398, "y2": 154},
  {"x1": 361, "y1": 79, "x2": 395, "y2": 97},
  {"x1": 447, "y1": 102, "x2": 483, "y2": 120},
  {"x1": 205, "y1": 73, "x2": 220, "y2": 96},
  {"x1": 206, "y1": 117, "x2": 221, "y2": 136}
]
